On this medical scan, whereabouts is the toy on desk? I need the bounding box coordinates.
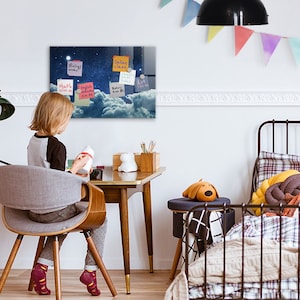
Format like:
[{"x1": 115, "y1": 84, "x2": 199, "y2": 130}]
[
  {"x1": 119, "y1": 172, "x2": 137, "y2": 181},
  {"x1": 118, "y1": 152, "x2": 138, "y2": 173},
  {"x1": 182, "y1": 179, "x2": 219, "y2": 201}
]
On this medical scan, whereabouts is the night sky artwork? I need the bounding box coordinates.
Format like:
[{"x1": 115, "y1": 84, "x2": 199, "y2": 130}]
[{"x1": 50, "y1": 46, "x2": 156, "y2": 118}]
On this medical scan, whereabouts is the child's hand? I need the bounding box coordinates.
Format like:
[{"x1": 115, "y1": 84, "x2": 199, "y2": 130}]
[{"x1": 69, "y1": 154, "x2": 89, "y2": 175}]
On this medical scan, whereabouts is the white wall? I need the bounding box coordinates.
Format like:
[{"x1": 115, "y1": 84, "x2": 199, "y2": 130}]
[{"x1": 1, "y1": 0, "x2": 300, "y2": 270}]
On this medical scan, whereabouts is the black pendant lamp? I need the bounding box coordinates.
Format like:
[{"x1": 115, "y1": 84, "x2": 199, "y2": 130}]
[
  {"x1": 0, "y1": 93, "x2": 15, "y2": 121},
  {"x1": 197, "y1": 0, "x2": 268, "y2": 26}
]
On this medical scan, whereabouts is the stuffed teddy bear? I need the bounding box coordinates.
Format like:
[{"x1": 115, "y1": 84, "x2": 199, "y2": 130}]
[
  {"x1": 182, "y1": 179, "x2": 219, "y2": 201},
  {"x1": 118, "y1": 152, "x2": 138, "y2": 173}
]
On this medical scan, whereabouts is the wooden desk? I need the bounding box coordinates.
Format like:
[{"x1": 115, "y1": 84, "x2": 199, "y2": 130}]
[{"x1": 91, "y1": 166, "x2": 165, "y2": 294}]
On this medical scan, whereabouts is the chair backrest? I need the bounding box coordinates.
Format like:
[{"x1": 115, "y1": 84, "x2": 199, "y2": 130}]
[{"x1": 0, "y1": 165, "x2": 84, "y2": 210}]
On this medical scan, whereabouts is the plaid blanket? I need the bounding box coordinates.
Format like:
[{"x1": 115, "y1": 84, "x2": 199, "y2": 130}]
[{"x1": 225, "y1": 214, "x2": 299, "y2": 248}]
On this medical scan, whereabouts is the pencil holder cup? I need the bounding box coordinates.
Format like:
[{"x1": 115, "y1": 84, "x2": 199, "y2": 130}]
[{"x1": 140, "y1": 152, "x2": 160, "y2": 172}]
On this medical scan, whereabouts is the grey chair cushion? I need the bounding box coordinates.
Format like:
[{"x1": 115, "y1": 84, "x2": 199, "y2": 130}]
[{"x1": 3, "y1": 202, "x2": 89, "y2": 235}]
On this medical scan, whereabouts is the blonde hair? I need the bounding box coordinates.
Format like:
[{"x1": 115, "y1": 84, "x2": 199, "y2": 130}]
[{"x1": 29, "y1": 92, "x2": 74, "y2": 135}]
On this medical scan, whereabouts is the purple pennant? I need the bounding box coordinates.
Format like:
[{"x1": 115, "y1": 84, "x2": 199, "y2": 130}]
[{"x1": 260, "y1": 33, "x2": 282, "y2": 65}]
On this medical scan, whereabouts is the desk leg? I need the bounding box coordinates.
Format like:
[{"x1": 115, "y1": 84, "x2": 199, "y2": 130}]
[
  {"x1": 119, "y1": 188, "x2": 131, "y2": 294},
  {"x1": 143, "y1": 181, "x2": 154, "y2": 273}
]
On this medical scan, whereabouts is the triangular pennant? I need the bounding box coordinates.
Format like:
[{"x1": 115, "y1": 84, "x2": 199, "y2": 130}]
[
  {"x1": 260, "y1": 33, "x2": 282, "y2": 65},
  {"x1": 207, "y1": 26, "x2": 223, "y2": 42},
  {"x1": 160, "y1": 0, "x2": 173, "y2": 7},
  {"x1": 288, "y1": 37, "x2": 300, "y2": 66},
  {"x1": 234, "y1": 26, "x2": 254, "y2": 56},
  {"x1": 182, "y1": 0, "x2": 201, "y2": 27}
]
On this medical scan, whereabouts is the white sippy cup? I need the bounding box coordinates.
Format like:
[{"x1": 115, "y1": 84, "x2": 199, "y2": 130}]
[{"x1": 77, "y1": 145, "x2": 94, "y2": 175}]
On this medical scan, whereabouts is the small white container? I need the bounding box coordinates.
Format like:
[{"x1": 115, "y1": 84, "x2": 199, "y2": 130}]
[{"x1": 77, "y1": 145, "x2": 94, "y2": 175}]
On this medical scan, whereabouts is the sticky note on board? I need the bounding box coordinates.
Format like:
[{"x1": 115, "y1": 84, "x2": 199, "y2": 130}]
[
  {"x1": 112, "y1": 55, "x2": 130, "y2": 72},
  {"x1": 67, "y1": 60, "x2": 83, "y2": 76},
  {"x1": 57, "y1": 79, "x2": 73, "y2": 96},
  {"x1": 74, "y1": 90, "x2": 90, "y2": 106},
  {"x1": 135, "y1": 75, "x2": 150, "y2": 92},
  {"x1": 77, "y1": 82, "x2": 95, "y2": 99},
  {"x1": 119, "y1": 69, "x2": 136, "y2": 86},
  {"x1": 109, "y1": 82, "x2": 126, "y2": 98}
]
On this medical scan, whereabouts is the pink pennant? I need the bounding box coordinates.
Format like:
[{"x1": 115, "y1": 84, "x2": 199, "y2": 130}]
[
  {"x1": 234, "y1": 27, "x2": 254, "y2": 56},
  {"x1": 260, "y1": 33, "x2": 282, "y2": 64}
]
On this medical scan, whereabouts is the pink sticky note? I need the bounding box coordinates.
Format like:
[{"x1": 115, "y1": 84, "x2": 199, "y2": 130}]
[{"x1": 77, "y1": 82, "x2": 95, "y2": 99}]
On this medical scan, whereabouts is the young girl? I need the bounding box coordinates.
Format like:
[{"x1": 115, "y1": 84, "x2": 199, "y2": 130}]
[{"x1": 27, "y1": 92, "x2": 107, "y2": 296}]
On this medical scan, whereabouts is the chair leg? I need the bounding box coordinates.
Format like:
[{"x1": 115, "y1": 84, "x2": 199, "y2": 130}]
[
  {"x1": 169, "y1": 238, "x2": 182, "y2": 280},
  {"x1": 83, "y1": 231, "x2": 117, "y2": 297},
  {"x1": 0, "y1": 234, "x2": 23, "y2": 292},
  {"x1": 28, "y1": 236, "x2": 46, "y2": 291},
  {"x1": 52, "y1": 236, "x2": 62, "y2": 300}
]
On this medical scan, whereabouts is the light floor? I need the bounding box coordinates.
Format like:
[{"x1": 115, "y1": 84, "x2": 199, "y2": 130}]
[{"x1": 0, "y1": 269, "x2": 174, "y2": 299}]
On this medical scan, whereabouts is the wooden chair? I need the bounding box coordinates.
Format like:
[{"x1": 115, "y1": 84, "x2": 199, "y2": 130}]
[{"x1": 0, "y1": 165, "x2": 117, "y2": 300}]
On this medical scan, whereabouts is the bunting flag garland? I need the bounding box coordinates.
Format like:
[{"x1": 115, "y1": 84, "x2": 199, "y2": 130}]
[
  {"x1": 260, "y1": 33, "x2": 282, "y2": 65},
  {"x1": 207, "y1": 26, "x2": 224, "y2": 42},
  {"x1": 160, "y1": 0, "x2": 173, "y2": 7},
  {"x1": 234, "y1": 27, "x2": 254, "y2": 56},
  {"x1": 182, "y1": 0, "x2": 201, "y2": 27},
  {"x1": 288, "y1": 37, "x2": 300, "y2": 66},
  {"x1": 159, "y1": 3, "x2": 300, "y2": 66}
]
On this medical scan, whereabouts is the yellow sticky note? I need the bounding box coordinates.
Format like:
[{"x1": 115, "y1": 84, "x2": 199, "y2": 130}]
[{"x1": 112, "y1": 55, "x2": 129, "y2": 72}]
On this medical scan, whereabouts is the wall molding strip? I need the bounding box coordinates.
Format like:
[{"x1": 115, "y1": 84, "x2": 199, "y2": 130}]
[{"x1": 2, "y1": 91, "x2": 300, "y2": 107}]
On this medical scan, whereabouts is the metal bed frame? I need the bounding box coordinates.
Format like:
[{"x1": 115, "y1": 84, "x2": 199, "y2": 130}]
[
  {"x1": 257, "y1": 120, "x2": 300, "y2": 155},
  {"x1": 184, "y1": 202, "x2": 300, "y2": 300},
  {"x1": 183, "y1": 120, "x2": 300, "y2": 300}
]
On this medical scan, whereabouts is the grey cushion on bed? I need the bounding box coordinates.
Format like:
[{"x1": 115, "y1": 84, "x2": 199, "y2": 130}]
[{"x1": 0, "y1": 165, "x2": 87, "y2": 234}]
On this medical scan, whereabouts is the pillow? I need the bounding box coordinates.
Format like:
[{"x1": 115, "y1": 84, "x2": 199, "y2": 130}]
[{"x1": 253, "y1": 151, "x2": 300, "y2": 191}]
